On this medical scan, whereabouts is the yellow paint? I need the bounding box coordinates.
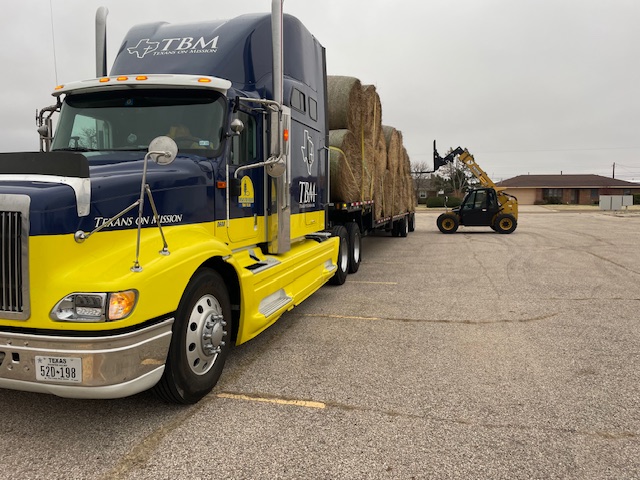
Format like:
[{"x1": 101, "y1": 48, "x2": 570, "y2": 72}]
[
  {"x1": 2, "y1": 214, "x2": 339, "y2": 349},
  {"x1": 217, "y1": 392, "x2": 326, "y2": 409},
  {"x1": 0, "y1": 223, "x2": 232, "y2": 331}
]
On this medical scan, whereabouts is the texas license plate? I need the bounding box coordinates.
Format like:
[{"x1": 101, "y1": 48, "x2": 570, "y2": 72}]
[{"x1": 35, "y1": 356, "x2": 82, "y2": 383}]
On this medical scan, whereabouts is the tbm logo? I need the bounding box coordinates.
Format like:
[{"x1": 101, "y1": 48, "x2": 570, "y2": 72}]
[{"x1": 299, "y1": 181, "x2": 317, "y2": 205}]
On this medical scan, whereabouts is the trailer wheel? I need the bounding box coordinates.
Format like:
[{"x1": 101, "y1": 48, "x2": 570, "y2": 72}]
[
  {"x1": 408, "y1": 213, "x2": 416, "y2": 232},
  {"x1": 153, "y1": 268, "x2": 231, "y2": 404},
  {"x1": 345, "y1": 222, "x2": 362, "y2": 273},
  {"x1": 329, "y1": 226, "x2": 349, "y2": 285},
  {"x1": 437, "y1": 213, "x2": 459, "y2": 234},
  {"x1": 494, "y1": 214, "x2": 517, "y2": 234},
  {"x1": 399, "y1": 217, "x2": 408, "y2": 237}
]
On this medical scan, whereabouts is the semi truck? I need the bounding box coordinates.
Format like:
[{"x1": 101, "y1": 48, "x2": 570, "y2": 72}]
[{"x1": 0, "y1": 2, "x2": 414, "y2": 404}]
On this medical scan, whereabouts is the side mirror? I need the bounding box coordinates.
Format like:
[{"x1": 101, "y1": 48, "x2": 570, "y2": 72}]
[
  {"x1": 148, "y1": 136, "x2": 178, "y2": 165},
  {"x1": 230, "y1": 119, "x2": 244, "y2": 136},
  {"x1": 266, "y1": 157, "x2": 286, "y2": 178}
]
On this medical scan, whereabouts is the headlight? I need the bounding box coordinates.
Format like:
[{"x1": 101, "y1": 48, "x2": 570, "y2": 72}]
[{"x1": 50, "y1": 290, "x2": 138, "y2": 322}]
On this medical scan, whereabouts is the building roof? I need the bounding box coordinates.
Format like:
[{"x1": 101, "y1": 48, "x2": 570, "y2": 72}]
[{"x1": 497, "y1": 174, "x2": 640, "y2": 188}]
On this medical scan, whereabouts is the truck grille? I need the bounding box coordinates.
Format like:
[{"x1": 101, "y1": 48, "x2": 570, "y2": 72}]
[{"x1": 0, "y1": 195, "x2": 30, "y2": 320}]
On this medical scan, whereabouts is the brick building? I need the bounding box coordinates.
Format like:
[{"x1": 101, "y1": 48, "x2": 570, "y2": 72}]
[{"x1": 497, "y1": 174, "x2": 640, "y2": 205}]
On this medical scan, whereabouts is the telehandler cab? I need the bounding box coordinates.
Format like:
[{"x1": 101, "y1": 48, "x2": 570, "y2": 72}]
[{"x1": 433, "y1": 143, "x2": 518, "y2": 234}]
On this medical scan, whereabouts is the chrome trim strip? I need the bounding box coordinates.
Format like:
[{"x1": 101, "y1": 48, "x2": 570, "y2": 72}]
[
  {"x1": 0, "y1": 319, "x2": 173, "y2": 399},
  {"x1": 0, "y1": 175, "x2": 91, "y2": 217},
  {"x1": 0, "y1": 366, "x2": 164, "y2": 399},
  {"x1": 0, "y1": 194, "x2": 30, "y2": 320}
]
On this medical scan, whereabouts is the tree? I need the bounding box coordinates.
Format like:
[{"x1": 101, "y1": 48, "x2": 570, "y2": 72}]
[
  {"x1": 411, "y1": 160, "x2": 432, "y2": 200},
  {"x1": 432, "y1": 157, "x2": 478, "y2": 198}
]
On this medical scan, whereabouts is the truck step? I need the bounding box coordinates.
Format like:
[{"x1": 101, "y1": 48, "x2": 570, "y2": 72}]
[
  {"x1": 244, "y1": 257, "x2": 281, "y2": 274},
  {"x1": 259, "y1": 289, "x2": 292, "y2": 317}
]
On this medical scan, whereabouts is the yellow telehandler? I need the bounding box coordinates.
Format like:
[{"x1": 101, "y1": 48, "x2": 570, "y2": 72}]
[{"x1": 433, "y1": 143, "x2": 518, "y2": 234}]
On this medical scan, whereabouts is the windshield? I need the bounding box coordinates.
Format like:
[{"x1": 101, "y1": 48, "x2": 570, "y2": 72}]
[{"x1": 51, "y1": 89, "x2": 226, "y2": 155}]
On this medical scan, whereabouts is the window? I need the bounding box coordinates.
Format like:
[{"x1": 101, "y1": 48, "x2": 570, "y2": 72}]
[
  {"x1": 68, "y1": 114, "x2": 110, "y2": 149},
  {"x1": 52, "y1": 90, "x2": 226, "y2": 155},
  {"x1": 291, "y1": 88, "x2": 306, "y2": 113},
  {"x1": 231, "y1": 112, "x2": 257, "y2": 166},
  {"x1": 543, "y1": 188, "x2": 563, "y2": 202},
  {"x1": 309, "y1": 97, "x2": 318, "y2": 121},
  {"x1": 419, "y1": 191, "x2": 427, "y2": 199}
]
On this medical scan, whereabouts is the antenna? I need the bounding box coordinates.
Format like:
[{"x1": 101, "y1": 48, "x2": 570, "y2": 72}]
[{"x1": 49, "y1": 0, "x2": 59, "y2": 85}]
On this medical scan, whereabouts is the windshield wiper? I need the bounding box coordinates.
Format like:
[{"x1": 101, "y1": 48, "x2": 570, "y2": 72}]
[{"x1": 53, "y1": 147, "x2": 99, "y2": 152}]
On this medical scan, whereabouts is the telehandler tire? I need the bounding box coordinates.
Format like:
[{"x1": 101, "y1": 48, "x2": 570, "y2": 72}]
[
  {"x1": 437, "y1": 213, "x2": 459, "y2": 234},
  {"x1": 494, "y1": 214, "x2": 517, "y2": 234}
]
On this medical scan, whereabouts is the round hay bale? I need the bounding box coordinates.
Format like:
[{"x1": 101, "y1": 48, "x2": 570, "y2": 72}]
[
  {"x1": 327, "y1": 76, "x2": 363, "y2": 132},
  {"x1": 370, "y1": 131, "x2": 387, "y2": 220},
  {"x1": 383, "y1": 169, "x2": 394, "y2": 218},
  {"x1": 382, "y1": 125, "x2": 401, "y2": 179},
  {"x1": 361, "y1": 85, "x2": 383, "y2": 141},
  {"x1": 329, "y1": 129, "x2": 361, "y2": 203}
]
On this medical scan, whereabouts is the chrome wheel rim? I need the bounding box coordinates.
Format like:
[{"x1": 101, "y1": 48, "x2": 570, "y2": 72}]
[{"x1": 185, "y1": 294, "x2": 227, "y2": 376}]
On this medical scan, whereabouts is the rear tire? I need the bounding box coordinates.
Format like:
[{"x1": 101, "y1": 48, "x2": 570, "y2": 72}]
[
  {"x1": 153, "y1": 268, "x2": 231, "y2": 404},
  {"x1": 437, "y1": 213, "x2": 459, "y2": 234},
  {"x1": 329, "y1": 225, "x2": 349, "y2": 285},
  {"x1": 493, "y1": 214, "x2": 517, "y2": 234},
  {"x1": 399, "y1": 217, "x2": 408, "y2": 237},
  {"x1": 345, "y1": 222, "x2": 361, "y2": 274},
  {"x1": 408, "y1": 213, "x2": 415, "y2": 232}
]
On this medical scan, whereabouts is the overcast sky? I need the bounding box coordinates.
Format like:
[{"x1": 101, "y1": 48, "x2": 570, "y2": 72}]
[{"x1": 1, "y1": 0, "x2": 638, "y2": 181}]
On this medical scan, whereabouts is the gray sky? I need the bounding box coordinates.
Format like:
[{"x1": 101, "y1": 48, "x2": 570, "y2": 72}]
[{"x1": 1, "y1": 0, "x2": 638, "y2": 181}]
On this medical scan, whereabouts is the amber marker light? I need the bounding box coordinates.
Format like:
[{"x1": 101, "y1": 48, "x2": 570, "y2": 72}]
[
  {"x1": 136, "y1": 76, "x2": 148, "y2": 81},
  {"x1": 283, "y1": 129, "x2": 289, "y2": 142},
  {"x1": 217, "y1": 181, "x2": 227, "y2": 189},
  {"x1": 54, "y1": 85, "x2": 64, "y2": 90},
  {"x1": 99, "y1": 77, "x2": 110, "y2": 83},
  {"x1": 197, "y1": 77, "x2": 212, "y2": 83},
  {"x1": 108, "y1": 290, "x2": 137, "y2": 321},
  {"x1": 116, "y1": 76, "x2": 129, "y2": 81}
]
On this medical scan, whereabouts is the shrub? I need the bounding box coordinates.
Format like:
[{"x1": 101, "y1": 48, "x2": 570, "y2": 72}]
[
  {"x1": 426, "y1": 196, "x2": 461, "y2": 208},
  {"x1": 634, "y1": 194, "x2": 640, "y2": 205}
]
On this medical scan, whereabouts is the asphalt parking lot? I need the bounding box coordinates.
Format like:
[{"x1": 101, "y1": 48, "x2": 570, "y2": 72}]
[{"x1": 1, "y1": 208, "x2": 639, "y2": 479}]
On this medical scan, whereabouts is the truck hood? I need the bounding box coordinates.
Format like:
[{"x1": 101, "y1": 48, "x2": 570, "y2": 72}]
[{"x1": 0, "y1": 151, "x2": 217, "y2": 236}]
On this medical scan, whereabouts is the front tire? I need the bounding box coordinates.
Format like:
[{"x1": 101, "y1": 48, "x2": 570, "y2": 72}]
[
  {"x1": 437, "y1": 213, "x2": 459, "y2": 234},
  {"x1": 329, "y1": 225, "x2": 349, "y2": 285},
  {"x1": 154, "y1": 268, "x2": 231, "y2": 404}
]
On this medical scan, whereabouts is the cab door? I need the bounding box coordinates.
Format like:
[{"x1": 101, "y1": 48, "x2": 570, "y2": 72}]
[
  {"x1": 226, "y1": 112, "x2": 265, "y2": 244},
  {"x1": 460, "y1": 189, "x2": 495, "y2": 226}
]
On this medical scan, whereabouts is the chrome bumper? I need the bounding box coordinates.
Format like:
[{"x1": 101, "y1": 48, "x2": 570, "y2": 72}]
[{"x1": 0, "y1": 319, "x2": 173, "y2": 399}]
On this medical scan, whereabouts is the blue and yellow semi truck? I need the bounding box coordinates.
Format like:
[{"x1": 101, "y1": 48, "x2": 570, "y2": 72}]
[{"x1": 0, "y1": 2, "x2": 414, "y2": 404}]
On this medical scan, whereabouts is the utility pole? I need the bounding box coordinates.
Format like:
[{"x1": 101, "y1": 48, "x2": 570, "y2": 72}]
[{"x1": 612, "y1": 162, "x2": 616, "y2": 179}]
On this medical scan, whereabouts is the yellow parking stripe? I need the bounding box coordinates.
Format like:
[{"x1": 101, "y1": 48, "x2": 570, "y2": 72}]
[{"x1": 217, "y1": 392, "x2": 326, "y2": 409}]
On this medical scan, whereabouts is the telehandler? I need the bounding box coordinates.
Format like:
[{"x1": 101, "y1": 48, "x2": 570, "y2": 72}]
[{"x1": 433, "y1": 143, "x2": 518, "y2": 234}]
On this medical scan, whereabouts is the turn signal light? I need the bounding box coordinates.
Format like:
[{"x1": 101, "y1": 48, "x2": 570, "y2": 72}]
[
  {"x1": 108, "y1": 290, "x2": 137, "y2": 320},
  {"x1": 283, "y1": 129, "x2": 289, "y2": 142}
]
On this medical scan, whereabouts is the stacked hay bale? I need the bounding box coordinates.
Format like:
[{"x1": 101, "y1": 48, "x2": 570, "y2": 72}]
[{"x1": 327, "y1": 75, "x2": 416, "y2": 219}]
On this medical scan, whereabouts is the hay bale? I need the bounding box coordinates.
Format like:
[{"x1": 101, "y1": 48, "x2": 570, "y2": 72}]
[
  {"x1": 382, "y1": 125, "x2": 401, "y2": 182},
  {"x1": 361, "y1": 85, "x2": 383, "y2": 140},
  {"x1": 327, "y1": 76, "x2": 363, "y2": 132},
  {"x1": 329, "y1": 129, "x2": 361, "y2": 203},
  {"x1": 383, "y1": 169, "x2": 394, "y2": 218}
]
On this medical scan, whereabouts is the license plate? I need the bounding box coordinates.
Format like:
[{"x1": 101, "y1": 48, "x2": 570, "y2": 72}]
[{"x1": 35, "y1": 356, "x2": 82, "y2": 383}]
